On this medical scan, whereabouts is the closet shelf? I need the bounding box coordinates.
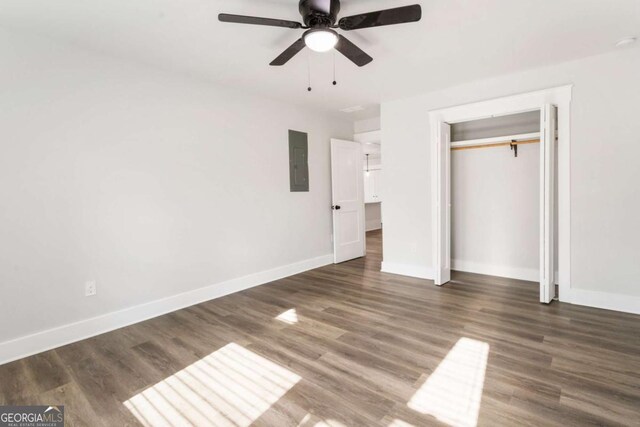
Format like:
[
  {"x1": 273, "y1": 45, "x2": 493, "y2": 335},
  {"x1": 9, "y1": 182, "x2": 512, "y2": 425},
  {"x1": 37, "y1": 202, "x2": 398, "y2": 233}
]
[{"x1": 451, "y1": 132, "x2": 540, "y2": 151}]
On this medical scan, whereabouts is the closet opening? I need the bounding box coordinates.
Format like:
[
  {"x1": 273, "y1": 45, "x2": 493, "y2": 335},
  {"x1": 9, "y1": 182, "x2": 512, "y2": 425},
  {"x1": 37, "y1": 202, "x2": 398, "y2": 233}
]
[
  {"x1": 429, "y1": 86, "x2": 572, "y2": 304},
  {"x1": 449, "y1": 110, "x2": 557, "y2": 297}
]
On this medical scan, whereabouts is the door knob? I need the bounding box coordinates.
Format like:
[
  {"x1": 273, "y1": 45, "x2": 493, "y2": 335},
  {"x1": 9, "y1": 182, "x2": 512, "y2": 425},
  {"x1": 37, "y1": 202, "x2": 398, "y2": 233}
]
[{"x1": 332, "y1": 205, "x2": 341, "y2": 210}]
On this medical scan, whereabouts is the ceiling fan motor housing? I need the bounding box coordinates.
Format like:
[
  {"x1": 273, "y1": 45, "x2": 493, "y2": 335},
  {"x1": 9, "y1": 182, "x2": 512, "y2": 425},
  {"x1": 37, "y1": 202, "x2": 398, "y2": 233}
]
[{"x1": 299, "y1": 0, "x2": 341, "y2": 27}]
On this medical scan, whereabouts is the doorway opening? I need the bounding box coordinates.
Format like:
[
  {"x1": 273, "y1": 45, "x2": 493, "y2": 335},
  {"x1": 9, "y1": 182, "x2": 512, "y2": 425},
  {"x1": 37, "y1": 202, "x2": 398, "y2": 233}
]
[
  {"x1": 359, "y1": 129, "x2": 383, "y2": 269},
  {"x1": 363, "y1": 147, "x2": 382, "y2": 232},
  {"x1": 450, "y1": 110, "x2": 551, "y2": 296},
  {"x1": 329, "y1": 123, "x2": 383, "y2": 267}
]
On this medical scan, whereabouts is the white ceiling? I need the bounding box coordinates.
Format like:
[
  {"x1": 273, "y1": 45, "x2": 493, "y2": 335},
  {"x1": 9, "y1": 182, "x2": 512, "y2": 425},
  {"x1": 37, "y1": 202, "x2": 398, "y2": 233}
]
[{"x1": 1, "y1": 0, "x2": 638, "y2": 119}]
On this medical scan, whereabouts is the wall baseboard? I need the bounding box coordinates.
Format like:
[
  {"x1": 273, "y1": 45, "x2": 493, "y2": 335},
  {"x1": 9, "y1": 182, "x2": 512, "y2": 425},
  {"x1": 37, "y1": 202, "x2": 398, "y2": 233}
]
[
  {"x1": 452, "y1": 259, "x2": 539, "y2": 282},
  {"x1": 365, "y1": 217, "x2": 382, "y2": 232},
  {"x1": 4, "y1": 253, "x2": 636, "y2": 365},
  {"x1": 568, "y1": 288, "x2": 640, "y2": 315},
  {"x1": 382, "y1": 260, "x2": 639, "y2": 316},
  {"x1": 0, "y1": 254, "x2": 333, "y2": 366},
  {"x1": 381, "y1": 262, "x2": 433, "y2": 280}
]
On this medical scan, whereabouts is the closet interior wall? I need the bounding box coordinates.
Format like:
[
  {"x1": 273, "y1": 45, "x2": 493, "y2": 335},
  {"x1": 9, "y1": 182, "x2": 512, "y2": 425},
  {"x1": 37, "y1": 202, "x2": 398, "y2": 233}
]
[{"x1": 450, "y1": 111, "x2": 555, "y2": 282}]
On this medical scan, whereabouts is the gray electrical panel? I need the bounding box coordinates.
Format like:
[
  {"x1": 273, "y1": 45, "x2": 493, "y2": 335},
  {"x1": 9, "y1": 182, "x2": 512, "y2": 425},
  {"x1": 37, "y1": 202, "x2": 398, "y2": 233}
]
[{"x1": 289, "y1": 130, "x2": 309, "y2": 192}]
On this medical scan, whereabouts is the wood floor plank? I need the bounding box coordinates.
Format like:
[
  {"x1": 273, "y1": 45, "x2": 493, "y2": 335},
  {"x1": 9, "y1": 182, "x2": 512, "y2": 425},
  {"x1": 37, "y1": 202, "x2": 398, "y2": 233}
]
[
  {"x1": 0, "y1": 359, "x2": 39, "y2": 405},
  {"x1": 22, "y1": 351, "x2": 72, "y2": 395},
  {"x1": 37, "y1": 381, "x2": 103, "y2": 427},
  {"x1": 1, "y1": 229, "x2": 639, "y2": 426},
  {"x1": 245, "y1": 340, "x2": 394, "y2": 423},
  {"x1": 63, "y1": 353, "x2": 142, "y2": 425}
]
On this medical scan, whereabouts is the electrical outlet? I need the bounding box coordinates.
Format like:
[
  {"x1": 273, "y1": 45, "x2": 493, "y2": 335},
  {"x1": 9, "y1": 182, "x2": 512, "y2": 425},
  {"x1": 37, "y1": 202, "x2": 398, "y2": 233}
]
[{"x1": 85, "y1": 280, "x2": 97, "y2": 297}]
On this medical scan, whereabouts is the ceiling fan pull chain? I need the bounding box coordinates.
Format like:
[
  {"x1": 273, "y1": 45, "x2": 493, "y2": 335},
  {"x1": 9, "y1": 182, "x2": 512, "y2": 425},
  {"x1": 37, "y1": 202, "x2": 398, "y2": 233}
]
[
  {"x1": 333, "y1": 50, "x2": 337, "y2": 86},
  {"x1": 307, "y1": 50, "x2": 312, "y2": 92}
]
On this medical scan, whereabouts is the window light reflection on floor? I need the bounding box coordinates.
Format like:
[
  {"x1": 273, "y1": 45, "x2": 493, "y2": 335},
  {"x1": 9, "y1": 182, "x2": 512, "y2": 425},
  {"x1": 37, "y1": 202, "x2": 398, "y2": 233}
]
[
  {"x1": 313, "y1": 420, "x2": 348, "y2": 427},
  {"x1": 124, "y1": 343, "x2": 301, "y2": 427},
  {"x1": 275, "y1": 308, "x2": 298, "y2": 324},
  {"x1": 387, "y1": 419, "x2": 416, "y2": 427},
  {"x1": 408, "y1": 337, "x2": 489, "y2": 427},
  {"x1": 296, "y1": 413, "x2": 349, "y2": 427}
]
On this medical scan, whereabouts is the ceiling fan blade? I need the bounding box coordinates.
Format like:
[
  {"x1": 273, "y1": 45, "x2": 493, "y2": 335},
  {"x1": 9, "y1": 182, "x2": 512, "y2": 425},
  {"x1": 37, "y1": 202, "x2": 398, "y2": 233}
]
[
  {"x1": 338, "y1": 4, "x2": 422, "y2": 31},
  {"x1": 335, "y1": 35, "x2": 373, "y2": 67},
  {"x1": 219, "y1": 13, "x2": 302, "y2": 29},
  {"x1": 270, "y1": 38, "x2": 306, "y2": 66}
]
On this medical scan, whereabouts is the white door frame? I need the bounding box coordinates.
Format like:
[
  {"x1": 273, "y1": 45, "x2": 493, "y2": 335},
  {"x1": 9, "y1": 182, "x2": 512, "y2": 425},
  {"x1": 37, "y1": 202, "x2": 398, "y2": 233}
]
[{"x1": 429, "y1": 85, "x2": 572, "y2": 302}]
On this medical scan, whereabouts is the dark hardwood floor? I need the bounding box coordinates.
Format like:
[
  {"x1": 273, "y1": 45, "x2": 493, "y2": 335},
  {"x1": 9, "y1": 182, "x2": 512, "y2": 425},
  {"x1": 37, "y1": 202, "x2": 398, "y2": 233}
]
[{"x1": 1, "y1": 229, "x2": 639, "y2": 426}]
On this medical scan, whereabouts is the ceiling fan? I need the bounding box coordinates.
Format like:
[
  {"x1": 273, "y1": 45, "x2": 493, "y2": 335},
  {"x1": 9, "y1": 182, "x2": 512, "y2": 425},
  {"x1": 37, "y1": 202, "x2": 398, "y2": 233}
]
[{"x1": 219, "y1": 0, "x2": 422, "y2": 67}]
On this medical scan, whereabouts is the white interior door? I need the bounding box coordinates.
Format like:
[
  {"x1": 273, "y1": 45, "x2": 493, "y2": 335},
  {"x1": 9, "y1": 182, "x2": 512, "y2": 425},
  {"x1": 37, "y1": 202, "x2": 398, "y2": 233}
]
[
  {"x1": 540, "y1": 104, "x2": 557, "y2": 303},
  {"x1": 434, "y1": 123, "x2": 452, "y2": 285},
  {"x1": 331, "y1": 139, "x2": 365, "y2": 263}
]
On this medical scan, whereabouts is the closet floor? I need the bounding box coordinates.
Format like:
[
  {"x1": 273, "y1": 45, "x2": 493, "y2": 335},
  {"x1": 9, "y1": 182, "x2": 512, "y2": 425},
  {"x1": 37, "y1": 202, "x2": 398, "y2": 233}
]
[{"x1": 1, "y1": 229, "x2": 639, "y2": 426}]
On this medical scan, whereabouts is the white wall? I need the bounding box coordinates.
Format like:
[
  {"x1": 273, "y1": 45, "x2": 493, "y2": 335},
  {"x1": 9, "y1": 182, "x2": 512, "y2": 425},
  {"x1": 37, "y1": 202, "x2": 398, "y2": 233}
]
[
  {"x1": 450, "y1": 113, "x2": 547, "y2": 282},
  {"x1": 354, "y1": 117, "x2": 381, "y2": 134},
  {"x1": 365, "y1": 203, "x2": 383, "y2": 231},
  {"x1": 0, "y1": 30, "x2": 352, "y2": 349},
  {"x1": 382, "y1": 47, "x2": 640, "y2": 303},
  {"x1": 452, "y1": 144, "x2": 539, "y2": 281},
  {"x1": 364, "y1": 159, "x2": 383, "y2": 232}
]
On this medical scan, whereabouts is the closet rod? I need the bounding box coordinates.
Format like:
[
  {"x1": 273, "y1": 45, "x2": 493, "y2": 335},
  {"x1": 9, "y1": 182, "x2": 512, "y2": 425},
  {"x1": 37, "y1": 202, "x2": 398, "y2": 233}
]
[{"x1": 451, "y1": 138, "x2": 540, "y2": 151}]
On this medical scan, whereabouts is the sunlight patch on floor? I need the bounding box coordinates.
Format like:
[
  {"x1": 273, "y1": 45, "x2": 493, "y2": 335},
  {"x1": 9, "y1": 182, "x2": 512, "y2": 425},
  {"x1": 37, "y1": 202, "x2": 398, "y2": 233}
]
[
  {"x1": 295, "y1": 412, "x2": 348, "y2": 427},
  {"x1": 124, "y1": 342, "x2": 301, "y2": 427},
  {"x1": 312, "y1": 421, "x2": 348, "y2": 427},
  {"x1": 276, "y1": 308, "x2": 298, "y2": 324},
  {"x1": 408, "y1": 337, "x2": 489, "y2": 427},
  {"x1": 387, "y1": 419, "x2": 416, "y2": 427}
]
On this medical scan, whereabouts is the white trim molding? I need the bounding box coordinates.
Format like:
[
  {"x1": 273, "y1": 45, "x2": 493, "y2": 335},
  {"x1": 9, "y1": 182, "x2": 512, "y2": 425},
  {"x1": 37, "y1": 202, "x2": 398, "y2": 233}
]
[
  {"x1": 568, "y1": 289, "x2": 640, "y2": 315},
  {"x1": 452, "y1": 260, "x2": 539, "y2": 283},
  {"x1": 381, "y1": 262, "x2": 433, "y2": 280},
  {"x1": 0, "y1": 254, "x2": 333, "y2": 366}
]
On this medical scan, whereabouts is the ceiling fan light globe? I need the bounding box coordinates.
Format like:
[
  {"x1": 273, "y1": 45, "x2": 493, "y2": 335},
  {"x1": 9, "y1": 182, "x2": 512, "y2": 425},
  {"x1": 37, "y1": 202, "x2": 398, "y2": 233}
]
[{"x1": 304, "y1": 29, "x2": 338, "y2": 52}]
